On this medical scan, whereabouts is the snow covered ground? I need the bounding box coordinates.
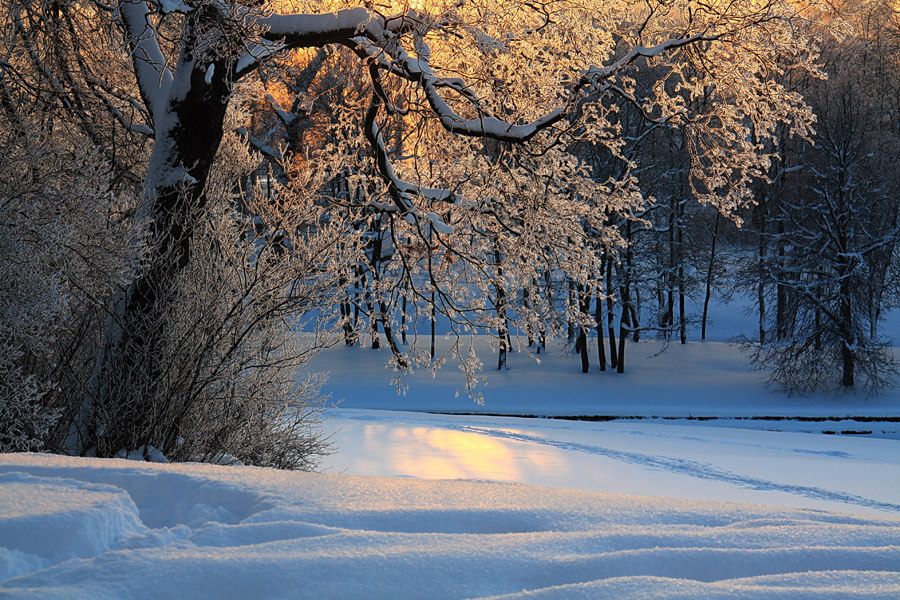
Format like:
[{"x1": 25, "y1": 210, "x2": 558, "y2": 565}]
[
  {"x1": 2, "y1": 453, "x2": 900, "y2": 599},
  {"x1": 322, "y1": 409, "x2": 900, "y2": 516},
  {"x1": 3, "y1": 298, "x2": 900, "y2": 597},
  {"x1": 311, "y1": 337, "x2": 900, "y2": 426}
]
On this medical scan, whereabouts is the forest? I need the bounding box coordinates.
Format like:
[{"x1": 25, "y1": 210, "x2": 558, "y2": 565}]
[{"x1": 2, "y1": 0, "x2": 900, "y2": 468}]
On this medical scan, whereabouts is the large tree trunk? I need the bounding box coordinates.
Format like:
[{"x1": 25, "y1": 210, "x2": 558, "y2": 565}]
[{"x1": 70, "y1": 53, "x2": 232, "y2": 456}]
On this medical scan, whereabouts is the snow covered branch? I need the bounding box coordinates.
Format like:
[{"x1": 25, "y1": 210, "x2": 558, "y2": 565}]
[
  {"x1": 119, "y1": 0, "x2": 173, "y2": 126},
  {"x1": 237, "y1": 127, "x2": 284, "y2": 163}
]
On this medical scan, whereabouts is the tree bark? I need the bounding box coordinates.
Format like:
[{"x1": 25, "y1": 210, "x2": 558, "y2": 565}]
[
  {"x1": 756, "y1": 202, "x2": 768, "y2": 346},
  {"x1": 617, "y1": 298, "x2": 630, "y2": 374},
  {"x1": 577, "y1": 283, "x2": 590, "y2": 373},
  {"x1": 595, "y1": 276, "x2": 606, "y2": 371},
  {"x1": 495, "y1": 247, "x2": 508, "y2": 371},
  {"x1": 701, "y1": 211, "x2": 720, "y2": 340},
  {"x1": 840, "y1": 276, "x2": 855, "y2": 387},
  {"x1": 676, "y1": 201, "x2": 686, "y2": 345},
  {"x1": 75, "y1": 52, "x2": 233, "y2": 456},
  {"x1": 430, "y1": 288, "x2": 436, "y2": 360},
  {"x1": 606, "y1": 252, "x2": 618, "y2": 369}
]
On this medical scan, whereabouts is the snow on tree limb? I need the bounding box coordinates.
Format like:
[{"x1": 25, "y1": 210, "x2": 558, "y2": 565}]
[
  {"x1": 119, "y1": 0, "x2": 173, "y2": 127},
  {"x1": 258, "y1": 8, "x2": 375, "y2": 48},
  {"x1": 237, "y1": 127, "x2": 284, "y2": 163}
]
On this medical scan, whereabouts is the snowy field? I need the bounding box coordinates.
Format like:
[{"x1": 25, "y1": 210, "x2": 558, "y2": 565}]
[
  {"x1": 2, "y1": 453, "x2": 900, "y2": 599},
  {"x1": 2, "y1": 298, "x2": 900, "y2": 597},
  {"x1": 322, "y1": 409, "x2": 900, "y2": 516}
]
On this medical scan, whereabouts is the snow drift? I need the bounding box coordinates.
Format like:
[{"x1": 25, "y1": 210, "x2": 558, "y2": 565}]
[{"x1": 1, "y1": 453, "x2": 898, "y2": 599}]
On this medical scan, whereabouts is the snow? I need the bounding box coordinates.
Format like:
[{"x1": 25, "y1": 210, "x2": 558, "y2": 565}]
[
  {"x1": 260, "y1": 8, "x2": 371, "y2": 42},
  {"x1": 235, "y1": 41, "x2": 286, "y2": 76},
  {"x1": 114, "y1": 445, "x2": 168, "y2": 463},
  {"x1": 309, "y1": 336, "x2": 900, "y2": 422},
  {"x1": 427, "y1": 211, "x2": 455, "y2": 234},
  {"x1": 1, "y1": 454, "x2": 899, "y2": 599},
  {"x1": 120, "y1": 0, "x2": 172, "y2": 122},
  {"x1": 156, "y1": 0, "x2": 190, "y2": 14},
  {"x1": 3, "y1": 297, "x2": 900, "y2": 597},
  {"x1": 322, "y1": 409, "x2": 900, "y2": 516}
]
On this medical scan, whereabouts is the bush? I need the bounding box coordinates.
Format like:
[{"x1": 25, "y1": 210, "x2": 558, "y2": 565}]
[{"x1": 81, "y1": 118, "x2": 348, "y2": 469}]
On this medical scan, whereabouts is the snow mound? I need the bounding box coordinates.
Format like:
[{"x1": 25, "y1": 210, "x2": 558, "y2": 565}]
[
  {"x1": 1, "y1": 454, "x2": 899, "y2": 599},
  {"x1": 0, "y1": 471, "x2": 146, "y2": 581}
]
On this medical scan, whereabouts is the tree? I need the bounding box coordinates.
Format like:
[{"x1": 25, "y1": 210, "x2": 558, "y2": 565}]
[
  {"x1": 741, "y1": 0, "x2": 900, "y2": 392},
  {"x1": 4, "y1": 0, "x2": 825, "y2": 456}
]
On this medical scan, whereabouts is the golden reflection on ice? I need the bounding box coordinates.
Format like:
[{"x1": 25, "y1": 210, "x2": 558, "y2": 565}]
[{"x1": 357, "y1": 424, "x2": 566, "y2": 482}]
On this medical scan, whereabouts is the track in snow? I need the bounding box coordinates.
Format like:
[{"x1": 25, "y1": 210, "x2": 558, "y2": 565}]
[{"x1": 324, "y1": 409, "x2": 900, "y2": 515}]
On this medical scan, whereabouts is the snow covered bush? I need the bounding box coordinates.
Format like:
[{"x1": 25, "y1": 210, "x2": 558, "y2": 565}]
[
  {"x1": 87, "y1": 194, "x2": 340, "y2": 468},
  {"x1": 0, "y1": 122, "x2": 136, "y2": 453},
  {"x1": 84, "y1": 108, "x2": 346, "y2": 468},
  {"x1": 0, "y1": 349, "x2": 55, "y2": 452},
  {"x1": 0, "y1": 80, "x2": 339, "y2": 469}
]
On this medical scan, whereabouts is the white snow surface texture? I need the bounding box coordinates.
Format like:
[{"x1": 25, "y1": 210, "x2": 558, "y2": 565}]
[{"x1": 1, "y1": 453, "x2": 899, "y2": 599}]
